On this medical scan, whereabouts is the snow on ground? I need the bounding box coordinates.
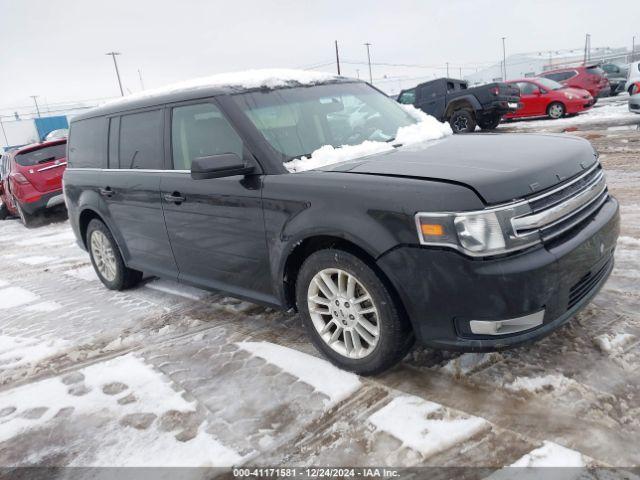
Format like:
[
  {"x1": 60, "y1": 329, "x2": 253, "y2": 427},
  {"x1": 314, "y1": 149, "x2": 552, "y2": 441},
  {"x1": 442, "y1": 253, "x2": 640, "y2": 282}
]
[
  {"x1": 63, "y1": 265, "x2": 98, "y2": 282},
  {"x1": 440, "y1": 352, "x2": 501, "y2": 377},
  {"x1": 144, "y1": 278, "x2": 208, "y2": 301},
  {"x1": 503, "y1": 374, "x2": 572, "y2": 394},
  {"x1": 16, "y1": 231, "x2": 75, "y2": 247},
  {"x1": 504, "y1": 99, "x2": 638, "y2": 131},
  {"x1": 237, "y1": 341, "x2": 361, "y2": 407},
  {"x1": 23, "y1": 300, "x2": 63, "y2": 313},
  {"x1": 17, "y1": 256, "x2": 59, "y2": 266},
  {"x1": 368, "y1": 395, "x2": 490, "y2": 458},
  {"x1": 285, "y1": 105, "x2": 451, "y2": 173},
  {"x1": 0, "y1": 353, "x2": 243, "y2": 467},
  {"x1": 593, "y1": 333, "x2": 636, "y2": 354},
  {"x1": 0, "y1": 286, "x2": 39, "y2": 308},
  {"x1": 0, "y1": 335, "x2": 69, "y2": 372}
]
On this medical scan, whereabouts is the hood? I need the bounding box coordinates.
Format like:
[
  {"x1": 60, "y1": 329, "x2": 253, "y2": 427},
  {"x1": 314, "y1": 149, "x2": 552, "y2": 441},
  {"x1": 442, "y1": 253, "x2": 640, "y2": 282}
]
[
  {"x1": 563, "y1": 87, "x2": 591, "y2": 98},
  {"x1": 318, "y1": 134, "x2": 598, "y2": 204}
]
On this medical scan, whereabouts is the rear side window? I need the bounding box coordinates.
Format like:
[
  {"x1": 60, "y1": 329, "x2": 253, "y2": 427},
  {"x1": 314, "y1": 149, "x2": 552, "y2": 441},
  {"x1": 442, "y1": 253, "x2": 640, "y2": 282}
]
[
  {"x1": 586, "y1": 66, "x2": 605, "y2": 76},
  {"x1": 68, "y1": 118, "x2": 108, "y2": 168},
  {"x1": 544, "y1": 71, "x2": 575, "y2": 82},
  {"x1": 119, "y1": 110, "x2": 163, "y2": 170},
  {"x1": 171, "y1": 103, "x2": 243, "y2": 170},
  {"x1": 15, "y1": 143, "x2": 66, "y2": 167}
]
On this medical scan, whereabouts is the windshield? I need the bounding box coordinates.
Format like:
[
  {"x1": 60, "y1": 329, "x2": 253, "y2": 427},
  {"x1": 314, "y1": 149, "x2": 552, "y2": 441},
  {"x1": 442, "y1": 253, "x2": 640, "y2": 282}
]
[
  {"x1": 232, "y1": 82, "x2": 416, "y2": 161},
  {"x1": 15, "y1": 143, "x2": 67, "y2": 167},
  {"x1": 535, "y1": 78, "x2": 563, "y2": 91}
]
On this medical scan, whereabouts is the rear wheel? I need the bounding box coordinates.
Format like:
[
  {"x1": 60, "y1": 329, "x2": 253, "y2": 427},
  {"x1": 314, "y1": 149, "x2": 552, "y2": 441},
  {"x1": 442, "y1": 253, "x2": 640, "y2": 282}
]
[
  {"x1": 296, "y1": 249, "x2": 414, "y2": 375},
  {"x1": 449, "y1": 109, "x2": 477, "y2": 133},
  {"x1": 14, "y1": 197, "x2": 35, "y2": 227},
  {"x1": 547, "y1": 102, "x2": 566, "y2": 119},
  {"x1": 0, "y1": 201, "x2": 8, "y2": 220},
  {"x1": 477, "y1": 114, "x2": 502, "y2": 131},
  {"x1": 86, "y1": 219, "x2": 142, "y2": 290}
]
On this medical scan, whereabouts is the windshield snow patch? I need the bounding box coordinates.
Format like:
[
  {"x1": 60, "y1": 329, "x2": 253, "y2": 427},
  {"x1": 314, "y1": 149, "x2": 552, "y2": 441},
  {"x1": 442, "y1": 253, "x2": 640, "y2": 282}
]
[{"x1": 285, "y1": 104, "x2": 452, "y2": 173}]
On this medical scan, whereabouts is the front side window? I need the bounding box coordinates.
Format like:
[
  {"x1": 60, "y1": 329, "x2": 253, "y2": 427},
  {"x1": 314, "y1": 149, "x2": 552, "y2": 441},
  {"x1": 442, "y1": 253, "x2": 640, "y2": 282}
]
[
  {"x1": 398, "y1": 89, "x2": 415, "y2": 104},
  {"x1": 535, "y1": 78, "x2": 563, "y2": 91},
  {"x1": 516, "y1": 82, "x2": 537, "y2": 95},
  {"x1": 233, "y1": 82, "x2": 415, "y2": 161},
  {"x1": 15, "y1": 143, "x2": 67, "y2": 167},
  {"x1": 171, "y1": 103, "x2": 243, "y2": 170},
  {"x1": 119, "y1": 110, "x2": 163, "y2": 170}
]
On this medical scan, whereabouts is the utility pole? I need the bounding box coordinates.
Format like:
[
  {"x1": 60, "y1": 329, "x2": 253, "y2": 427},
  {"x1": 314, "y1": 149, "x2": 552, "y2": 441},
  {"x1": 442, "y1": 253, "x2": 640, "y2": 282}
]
[
  {"x1": 106, "y1": 52, "x2": 124, "y2": 96},
  {"x1": 356, "y1": 69, "x2": 360, "y2": 79},
  {"x1": 583, "y1": 34, "x2": 591, "y2": 65},
  {"x1": 633, "y1": 36, "x2": 636, "y2": 62},
  {"x1": 364, "y1": 43, "x2": 373, "y2": 84},
  {"x1": 334, "y1": 40, "x2": 341, "y2": 75},
  {"x1": 30, "y1": 96, "x2": 41, "y2": 118},
  {"x1": 446, "y1": 62, "x2": 449, "y2": 77},
  {"x1": 459, "y1": 67, "x2": 462, "y2": 78},
  {"x1": 501, "y1": 37, "x2": 507, "y2": 81},
  {"x1": 138, "y1": 69, "x2": 145, "y2": 90}
]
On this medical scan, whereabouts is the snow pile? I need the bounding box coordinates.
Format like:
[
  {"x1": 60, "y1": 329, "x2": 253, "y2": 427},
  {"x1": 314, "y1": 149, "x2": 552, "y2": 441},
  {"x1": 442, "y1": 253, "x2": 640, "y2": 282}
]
[
  {"x1": 285, "y1": 107, "x2": 451, "y2": 173},
  {"x1": 368, "y1": 395, "x2": 490, "y2": 458},
  {"x1": 105, "y1": 69, "x2": 339, "y2": 107},
  {"x1": 504, "y1": 374, "x2": 571, "y2": 394},
  {"x1": 510, "y1": 441, "x2": 587, "y2": 467},
  {"x1": 0, "y1": 335, "x2": 69, "y2": 372},
  {"x1": 0, "y1": 354, "x2": 243, "y2": 466},
  {"x1": 237, "y1": 341, "x2": 361, "y2": 407},
  {"x1": 594, "y1": 333, "x2": 636, "y2": 354}
]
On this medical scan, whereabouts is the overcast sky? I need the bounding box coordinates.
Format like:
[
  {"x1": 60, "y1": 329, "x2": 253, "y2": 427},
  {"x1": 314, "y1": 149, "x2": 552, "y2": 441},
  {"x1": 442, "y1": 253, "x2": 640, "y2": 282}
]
[{"x1": 1, "y1": 0, "x2": 639, "y2": 114}]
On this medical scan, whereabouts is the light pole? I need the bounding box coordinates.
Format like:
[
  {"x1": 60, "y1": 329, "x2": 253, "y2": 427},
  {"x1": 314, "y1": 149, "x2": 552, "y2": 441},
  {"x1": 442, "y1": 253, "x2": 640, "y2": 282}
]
[
  {"x1": 334, "y1": 40, "x2": 341, "y2": 75},
  {"x1": 501, "y1": 37, "x2": 507, "y2": 81},
  {"x1": 106, "y1": 52, "x2": 124, "y2": 96},
  {"x1": 633, "y1": 36, "x2": 636, "y2": 62},
  {"x1": 446, "y1": 62, "x2": 449, "y2": 77},
  {"x1": 364, "y1": 43, "x2": 373, "y2": 84},
  {"x1": 30, "y1": 96, "x2": 41, "y2": 118}
]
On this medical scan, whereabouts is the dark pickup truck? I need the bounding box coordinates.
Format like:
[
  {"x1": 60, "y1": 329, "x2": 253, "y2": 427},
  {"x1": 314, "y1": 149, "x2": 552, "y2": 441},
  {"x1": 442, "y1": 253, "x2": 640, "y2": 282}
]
[{"x1": 397, "y1": 78, "x2": 520, "y2": 133}]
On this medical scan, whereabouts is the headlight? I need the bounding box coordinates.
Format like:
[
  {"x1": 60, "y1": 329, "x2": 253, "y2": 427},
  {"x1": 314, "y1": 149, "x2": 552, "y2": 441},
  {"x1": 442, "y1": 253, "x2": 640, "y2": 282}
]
[
  {"x1": 564, "y1": 92, "x2": 575, "y2": 99},
  {"x1": 415, "y1": 204, "x2": 539, "y2": 257}
]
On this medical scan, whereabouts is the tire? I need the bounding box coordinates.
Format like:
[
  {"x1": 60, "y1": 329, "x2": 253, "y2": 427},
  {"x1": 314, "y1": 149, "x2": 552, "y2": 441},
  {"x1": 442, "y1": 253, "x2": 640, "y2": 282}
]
[
  {"x1": 296, "y1": 249, "x2": 414, "y2": 375},
  {"x1": 547, "y1": 102, "x2": 566, "y2": 119},
  {"x1": 449, "y1": 109, "x2": 477, "y2": 133},
  {"x1": 477, "y1": 114, "x2": 502, "y2": 131},
  {"x1": 0, "y1": 201, "x2": 8, "y2": 220},
  {"x1": 14, "y1": 197, "x2": 35, "y2": 227},
  {"x1": 86, "y1": 219, "x2": 142, "y2": 290}
]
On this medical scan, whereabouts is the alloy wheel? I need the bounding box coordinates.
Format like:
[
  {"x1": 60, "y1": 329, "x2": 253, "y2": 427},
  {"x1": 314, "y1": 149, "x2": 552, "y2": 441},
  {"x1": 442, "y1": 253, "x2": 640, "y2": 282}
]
[
  {"x1": 307, "y1": 268, "x2": 380, "y2": 359},
  {"x1": 453, "y1": 116, "x2": 468, "y2": 132},
  {"x1": 549, "y1": 104, "x2": 564, "y2": 119},
  {"x1": 90, "y1": 230, "x2": 117, "y2": 282}
]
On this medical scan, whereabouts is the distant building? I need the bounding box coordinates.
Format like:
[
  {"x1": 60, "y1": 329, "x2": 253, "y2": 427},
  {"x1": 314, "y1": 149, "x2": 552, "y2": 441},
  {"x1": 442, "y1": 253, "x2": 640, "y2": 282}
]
[{"x1": 465, "y1": 46, "x2": 630, "y2": 86}]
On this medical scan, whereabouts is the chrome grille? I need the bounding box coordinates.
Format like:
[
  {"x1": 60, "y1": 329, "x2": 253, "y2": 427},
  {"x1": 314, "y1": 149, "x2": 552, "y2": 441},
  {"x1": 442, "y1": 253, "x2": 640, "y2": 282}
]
[{"x1": 511, "y1": 165, "x2": 608, "y2": 242}]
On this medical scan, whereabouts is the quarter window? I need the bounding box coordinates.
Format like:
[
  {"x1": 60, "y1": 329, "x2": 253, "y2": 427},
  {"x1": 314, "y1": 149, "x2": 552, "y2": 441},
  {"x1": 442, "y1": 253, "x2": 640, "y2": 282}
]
[
  {"x1": 397, "y1": 89, "x2": 416, "y2": 104},
  {"x1": 171, "y1": 103, "x2": 243, "y2": 170},
  {"x1": 119, "y1": 110, "x2": 163, "y2": 170},
  {"x1": 68, "y1": 117, "x2": 108, "y2": 168}
]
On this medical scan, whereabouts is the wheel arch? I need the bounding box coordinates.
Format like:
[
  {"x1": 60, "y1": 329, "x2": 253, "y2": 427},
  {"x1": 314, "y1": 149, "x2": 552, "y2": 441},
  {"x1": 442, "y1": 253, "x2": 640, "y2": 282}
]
[
  {"x1": 281, "y1": 235, "x2": 409, "y2": 327},
  {"x1": 444, "y1": 96, "x2": 480, "y2": 119}
]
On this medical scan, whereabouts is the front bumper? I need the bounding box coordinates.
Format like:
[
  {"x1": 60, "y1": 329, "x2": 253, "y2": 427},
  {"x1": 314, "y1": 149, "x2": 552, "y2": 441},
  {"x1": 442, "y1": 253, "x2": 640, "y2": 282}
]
[
  {"x1": 629, "y1": 98, "x2": 640, "y2": 113},
  {"x1": 377, "y1": 196, "x2": 620, "y2": 351}
]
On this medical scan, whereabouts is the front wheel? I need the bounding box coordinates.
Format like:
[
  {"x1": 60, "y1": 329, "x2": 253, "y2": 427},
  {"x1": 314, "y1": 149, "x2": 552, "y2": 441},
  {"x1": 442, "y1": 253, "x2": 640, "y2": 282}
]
[
  {"x1": 449, "y1": 109, "x2": 477, "y2": 133},
  {"x1": 86, "y1": 219, "x2": 142, "y2": 290},
  {"x1": 296, "y1": 249, "x2": 414, "y2": 375},
  {"x1": 547, "y1": 102, "x2": 566, "y2": 119}
]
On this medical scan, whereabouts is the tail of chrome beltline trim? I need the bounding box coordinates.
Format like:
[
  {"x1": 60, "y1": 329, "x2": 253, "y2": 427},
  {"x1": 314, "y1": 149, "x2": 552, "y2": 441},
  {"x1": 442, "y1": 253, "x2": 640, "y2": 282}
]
[{"x1": 469, "y1": 310, "x2": 545, "y2": 335}]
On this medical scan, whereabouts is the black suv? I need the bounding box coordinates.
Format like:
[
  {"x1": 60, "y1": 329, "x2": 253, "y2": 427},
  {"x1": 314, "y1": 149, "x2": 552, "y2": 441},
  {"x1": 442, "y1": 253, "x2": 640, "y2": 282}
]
[
  {"x1": 64, "y1": 72, "x2": 619, "y2": 374},
  {"x1": 397, "y1": 78, "x2": 520, "y2": 133}
]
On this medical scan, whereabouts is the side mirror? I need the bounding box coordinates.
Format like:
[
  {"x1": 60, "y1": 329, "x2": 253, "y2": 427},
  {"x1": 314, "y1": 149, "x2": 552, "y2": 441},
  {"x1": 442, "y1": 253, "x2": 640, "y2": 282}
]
[{"x1": 191, "y1": 153, "x2": 254, "y2": 180}]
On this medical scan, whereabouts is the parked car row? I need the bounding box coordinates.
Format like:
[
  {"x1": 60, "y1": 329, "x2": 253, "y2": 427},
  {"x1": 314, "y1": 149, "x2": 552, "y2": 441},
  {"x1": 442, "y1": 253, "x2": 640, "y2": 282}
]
[{"x1": 0, "y1": 138, "x2": 68, "y2": 225}]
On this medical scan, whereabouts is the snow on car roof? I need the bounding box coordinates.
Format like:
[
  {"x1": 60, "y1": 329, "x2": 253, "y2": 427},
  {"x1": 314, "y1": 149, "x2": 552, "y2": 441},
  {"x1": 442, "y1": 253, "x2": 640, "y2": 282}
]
[{"x1": 104, "y1": 69, "x2": 342, "y2": 107}]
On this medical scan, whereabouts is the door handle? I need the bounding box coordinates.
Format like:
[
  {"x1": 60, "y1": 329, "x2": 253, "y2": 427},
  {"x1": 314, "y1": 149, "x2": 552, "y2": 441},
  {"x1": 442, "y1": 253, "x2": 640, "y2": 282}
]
[
  {"x1": 99, "y1": 187, "x2": 114, "y2": 197},
  {"x1": 163, "y1": 192, "x2": 186, "y2": 204}
]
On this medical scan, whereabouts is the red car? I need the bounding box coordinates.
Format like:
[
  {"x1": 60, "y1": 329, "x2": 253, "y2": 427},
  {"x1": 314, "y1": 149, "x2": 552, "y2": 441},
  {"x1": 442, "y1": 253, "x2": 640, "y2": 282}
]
[
  {"x1": 540, "y1": 65, "x2": 611, "y2": 100},
  {"x1": 504, "y1": 78, "x2": 593, "y2": 120},
  {"x1": 0, "y1": 138, "x2": 67, "y2": 226}
]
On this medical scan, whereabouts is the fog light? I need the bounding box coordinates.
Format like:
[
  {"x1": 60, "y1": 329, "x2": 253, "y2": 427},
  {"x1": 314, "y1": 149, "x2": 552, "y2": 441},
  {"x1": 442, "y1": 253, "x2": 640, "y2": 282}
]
[{"x1": 469, "y1": 310, "x2": 545, "y2": 336}]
